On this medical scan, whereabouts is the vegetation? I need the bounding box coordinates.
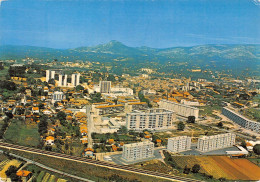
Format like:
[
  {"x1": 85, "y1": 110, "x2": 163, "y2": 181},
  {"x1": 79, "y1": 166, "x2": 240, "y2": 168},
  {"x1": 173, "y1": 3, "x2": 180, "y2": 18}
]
[
  {"x1": 177, "y1": 121, "x2": 185, "y2": 131},
  {"x1": 253, "y1": 144, "x2": 260, "y2": 155},
  {"x1": 4, "y1": 119, "x2": 40, "y2": 147}
]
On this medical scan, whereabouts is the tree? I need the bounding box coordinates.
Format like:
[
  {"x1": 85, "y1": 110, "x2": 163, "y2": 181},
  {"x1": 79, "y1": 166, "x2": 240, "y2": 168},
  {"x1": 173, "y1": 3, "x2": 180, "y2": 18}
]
[
  {"x1": 0, "y1": 80, "x2": 16, "y2": 91},
  {"x1": 177, "y1": 122, "x2": 185, "y2": 131},
  {"x1": 183, "y1": 165, "x2": 190, "y2": 174},
  {"x1": 57, "y1": 111, "x2": 66, "y2": 121},
  {"x1": 119, "y1": 126, "x2": 128, "y2": 134},
  {"x1": 54, "y1": 101, "x2": 59, "y2": 107},
  {"x1": 192, "y1": 164, "x2": 200, "y2": 173},
  {"x1": 75, "y1": 85, "x2": 84, "y2": 91},
  {"x1": 241, "y1": 140, "x2": 247, "y2": 149},
  {"x1": 5, "y1": 165, "x2": 18, "y2": 177},
  {"x1": 187, "y1": 116, "x2": 195, "y2": 123},
  {"x1": 48, "y1": 78, "x2": 55, "y2": 85},
  {"x1": 253, "y1": 144, "x2": 260, "y2": 155},
  {"x1": 217, "y1": 122, "x2": 223, "y2": 128}
]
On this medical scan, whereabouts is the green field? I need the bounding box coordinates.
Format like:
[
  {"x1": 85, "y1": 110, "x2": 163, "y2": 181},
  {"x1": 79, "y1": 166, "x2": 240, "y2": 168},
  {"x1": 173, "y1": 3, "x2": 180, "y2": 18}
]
[
  {"x1": 4, "y1": 148, "x2": 168, "y2": 182},
  {"x1": 4, "y1": 120, "x2": 40, "y2": 147}
]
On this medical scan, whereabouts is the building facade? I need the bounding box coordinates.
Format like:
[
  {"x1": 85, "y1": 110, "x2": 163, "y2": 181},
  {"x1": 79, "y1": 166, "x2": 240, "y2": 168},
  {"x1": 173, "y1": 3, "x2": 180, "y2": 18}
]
[
  {"x1": 52, "y1": 91, "x2": 65, "y2": 104},
  {"x1": 58, "y1": 74, "x2": 67, "y2": 87},
  {"x1": 222, "y1": 107, "x2": 260, "y2": 133},
  {"x1": 71, "y1": 73, "x2": 80, "y2": 87},
  {"x1": 100, "y1": 81, "x2": 111, "y2": 93},
  {"x1": 167, "y1": 136, "x2": 191, "y2": 152},
  {"x1": 197, "y1": 133, "x2": 236, "y2": 152},
  {"x1": 158, "y1": 99, "x2": 199, "y2": 119},
  {"x1": 122, "y1": 141, "x2": 154, "y2": 161},
  {"x1": 46, "y1": 70, "x2": 55, "y2": 83},
  {"x1": 126, "y1": 109, "x2": 175, "y2": 131}
]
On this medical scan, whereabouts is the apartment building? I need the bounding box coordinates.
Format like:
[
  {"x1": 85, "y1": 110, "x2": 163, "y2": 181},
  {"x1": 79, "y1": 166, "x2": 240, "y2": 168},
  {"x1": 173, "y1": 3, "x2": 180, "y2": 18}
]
[
  {"x1": 122, "y1": 141, "x2": 154, "y2": 161},
  {"x1": 46, "y1": 70, "x2": 55, "y2": 83},
  {"x1": 158, "y1": 99, "x2": 199, "y2": 119},
  {"x1": 52, "y1": 91, "x2": 65, "y2": 104},
  {"x1": 197, "y1": 133, "x2": 236, "y2": 152},
  {"x1": 71, "y1": 73, "x2": 80, "y2": 87},
  {"x1": 222, "y1": 107, "x2": 260, "y2": 133},
  {"x1": 126, "y1": 109, "x2": 175, "y2": 131},
  {"x1": 100, "y1": 81, "x2": 111, "y2": 93},
  {"x1": 167, "y1": 136, "x2": 191, "y2": 152}
]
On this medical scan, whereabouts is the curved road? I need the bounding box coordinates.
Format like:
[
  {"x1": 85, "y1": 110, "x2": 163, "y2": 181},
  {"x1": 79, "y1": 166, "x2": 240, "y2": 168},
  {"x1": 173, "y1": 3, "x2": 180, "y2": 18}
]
[{"x1": 0, "y1": 142, "x2": 201, "y2": 182}]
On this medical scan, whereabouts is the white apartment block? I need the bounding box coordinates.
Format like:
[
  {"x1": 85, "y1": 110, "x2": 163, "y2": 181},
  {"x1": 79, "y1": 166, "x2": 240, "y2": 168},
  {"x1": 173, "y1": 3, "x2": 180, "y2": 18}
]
[
  {"x1": 167, "y1": 136, "x2": 191, "y2": 153},
  {"x1": 71, "y1": 73, "x2": 80, "y2": 87},
  {"x1": 197, "y1": 133, "x2": 236, "y2": 152},
  {"x1": 158, "y1": 99, "x2": 199, "y2": 119},
  {"x1": 126, "y1": 109, "x2": 176, "y2": 131},
  {"x1": 46, "y1": 70, "x2": 55, "y2": 83},
  {"x1": 58, "y1": 74, "x2": 67, "y2": 87},
  {"x1": 100, "y1": 81, "x2": 111, "y2": 93},
  {"x1": 122, "y1": 141, "x2": 154, "y2": 161},
  {"x1": 52, "y1": 91, "x2": 65, "y2": 104},
  {"x1": 222, "y1": 107, "x2": 260, "y2": 133}
]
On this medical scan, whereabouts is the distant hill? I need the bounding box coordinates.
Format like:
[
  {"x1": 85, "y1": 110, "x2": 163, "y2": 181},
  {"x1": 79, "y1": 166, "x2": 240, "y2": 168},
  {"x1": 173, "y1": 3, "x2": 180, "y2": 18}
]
[{"x1": 0, "y1": 41, "x2": 259, "y2": 71}]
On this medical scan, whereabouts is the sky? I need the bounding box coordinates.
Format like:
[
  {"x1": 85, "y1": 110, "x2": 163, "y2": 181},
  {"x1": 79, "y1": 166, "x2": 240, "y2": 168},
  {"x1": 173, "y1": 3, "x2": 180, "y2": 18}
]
[{"x1": 0, "y1": 0, "x2": 259, "y2": 49}]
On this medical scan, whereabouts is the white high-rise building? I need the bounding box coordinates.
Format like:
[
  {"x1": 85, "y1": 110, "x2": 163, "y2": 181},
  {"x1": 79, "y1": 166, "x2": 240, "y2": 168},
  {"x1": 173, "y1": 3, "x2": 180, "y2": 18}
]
[
  {"x1": 126, "y1": 109, "x2": 175, "y2": 131},
  {"x1": 100, "y1": 81, "x2": 111, "y2": 93},
  {"x1": 197, "y1": 133, "x2": 236, "y2": 152},
  {"x1": 58, "y1": 74, "x2": 67, "y2": 87},
  {"x1": 122, "y1": 141, "x2": 154, "y2": 161},
  {"x1": 46, "y1": 70, "x2": 55, "y2": 83},
  {"x1": 71, "y1": 73, "x2": 80, "y2": 87},
  {"x1": 167, "y1": 136, "x2": 191, "y2": 153}
]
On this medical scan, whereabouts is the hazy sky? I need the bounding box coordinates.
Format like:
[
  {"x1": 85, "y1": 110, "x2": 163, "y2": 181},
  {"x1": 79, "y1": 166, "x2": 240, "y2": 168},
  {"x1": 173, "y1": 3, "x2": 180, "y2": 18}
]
[{"x1": 0, "y1": 0, "x2": 259, "y2": 48}]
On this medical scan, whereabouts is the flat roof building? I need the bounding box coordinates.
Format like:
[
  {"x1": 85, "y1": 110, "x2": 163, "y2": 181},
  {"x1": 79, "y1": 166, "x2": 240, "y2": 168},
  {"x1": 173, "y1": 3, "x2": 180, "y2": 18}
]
[
  {"x1": 222, "y1": 107, "x2": 260, "y2": 133},
  {"x1": 167, "y1": 136, "x2": 191, "y2": 153},
  {"x1": 197, "y1": 133, "x2": 236, "y2": 152},
  {"x1": 122, "y1": 141, "x2": 154, "y2": 161},
  {"x1": 126, "y1": 109, "x2": 175, "y2": 131},
  {"x1": 158, "y1": 99, "x2": 199, "y2": 119}
]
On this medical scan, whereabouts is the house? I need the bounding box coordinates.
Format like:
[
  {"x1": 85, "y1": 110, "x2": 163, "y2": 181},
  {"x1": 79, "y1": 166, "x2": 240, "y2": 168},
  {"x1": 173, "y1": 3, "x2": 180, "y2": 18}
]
[
  {"x1": 32, "y1": 107, "x2": 39, "y2": 114},
  {"x1": 48, "y1": 128, "x2": 55, "y2": 135},
  {"x1": 112, "y1": 145, "x2": 117, "y2": 151},
  {"x1": 42, "y1": 109, "x2": 52, "y2": 115},
  {"x1": 16, "y1": 170, "x2": 32, "y2": 181},
  {"x1": 45, "y1": 136, "x2": 55, "y2": 145},
  {"x1": 80, "y1": 124, "x2": 88, "y2": 136},
  {"x1": 80, "y1": 136, "x2": 88, "y2": 144},
  {"x1": 83, "y1": 148, "x2": 94, "y2": 157},
  {"x1": 108, "y1": 139, "x2": 114, "y2": 144}
]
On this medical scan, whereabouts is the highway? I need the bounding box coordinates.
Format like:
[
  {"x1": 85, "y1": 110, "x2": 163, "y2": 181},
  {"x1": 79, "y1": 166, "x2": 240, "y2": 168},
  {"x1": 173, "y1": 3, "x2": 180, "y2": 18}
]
[{"x1": 0, "y1": 142, "x2": 201, "y2": 182}]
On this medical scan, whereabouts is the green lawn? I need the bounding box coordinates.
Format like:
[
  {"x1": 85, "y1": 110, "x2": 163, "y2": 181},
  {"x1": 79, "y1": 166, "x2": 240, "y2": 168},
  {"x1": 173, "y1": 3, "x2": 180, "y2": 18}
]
[{"x1": 4, "y1": 120, "x2": 40, "y2": 147}]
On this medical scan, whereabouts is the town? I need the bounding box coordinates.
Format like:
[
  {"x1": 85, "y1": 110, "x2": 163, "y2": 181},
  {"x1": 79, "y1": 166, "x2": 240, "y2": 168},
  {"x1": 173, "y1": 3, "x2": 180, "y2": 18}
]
[{"x1": 0, "y1": 59, "x2": 259, "y2": 182}]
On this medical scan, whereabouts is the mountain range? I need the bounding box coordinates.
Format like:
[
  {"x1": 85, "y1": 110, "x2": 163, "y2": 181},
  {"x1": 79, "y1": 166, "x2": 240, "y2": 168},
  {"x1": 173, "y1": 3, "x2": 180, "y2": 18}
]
[{"x1": 0, "y1": 41, "x2": 259, "y2": 71}]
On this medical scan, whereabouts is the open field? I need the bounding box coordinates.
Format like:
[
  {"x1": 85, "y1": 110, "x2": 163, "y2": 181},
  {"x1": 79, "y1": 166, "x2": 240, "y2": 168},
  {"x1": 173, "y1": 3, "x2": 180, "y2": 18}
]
[
  {"x1": 2, "y1": 148, "x2": 171, "y2": 182},
  {"x1": 4, "y1": 120, "x2": 40, "y2": 147},
  {"x1": 25, "y1": 164, "x2": 68, "y2": 182},
  {"x1": 171, "y1": 155, "x2": 260, "y2": 180},
  {"x1": 0, "y1": 159, "x2": 22, "y2": 178}
]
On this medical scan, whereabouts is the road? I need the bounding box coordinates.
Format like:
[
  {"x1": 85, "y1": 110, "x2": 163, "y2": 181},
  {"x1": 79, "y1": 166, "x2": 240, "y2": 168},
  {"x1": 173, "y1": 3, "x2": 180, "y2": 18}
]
[
  {"x1": 0, "y1": 142, "x2": 201, "y2": 182},
  {"x1": 86, "y1": 105, "x2": 94, "y2": 148}
]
